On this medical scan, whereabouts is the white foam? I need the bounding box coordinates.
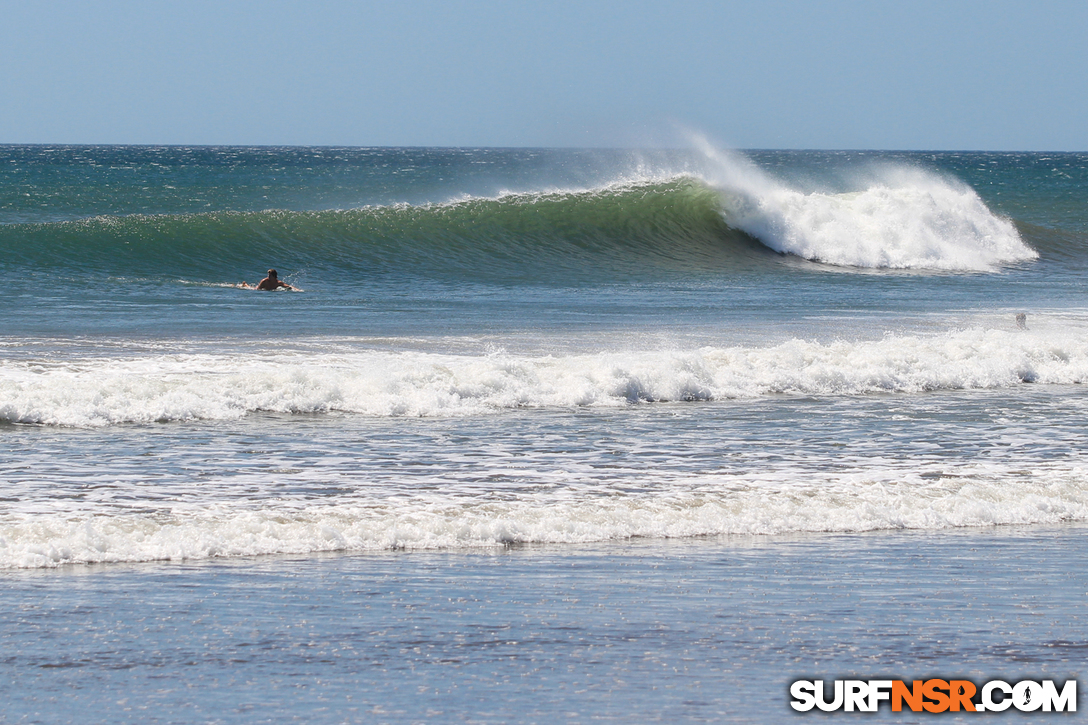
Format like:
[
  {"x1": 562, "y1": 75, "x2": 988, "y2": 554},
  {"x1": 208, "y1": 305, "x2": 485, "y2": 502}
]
[
  {"x1": 3, "y1": 466, "x2": 1086, "y2": 568},
  {"x1": 2, "y1": 327, "x2": 1086, "y2": 427},
  {"x1": 689, "y1": 137, "x2": 1037, "y2": 270}
]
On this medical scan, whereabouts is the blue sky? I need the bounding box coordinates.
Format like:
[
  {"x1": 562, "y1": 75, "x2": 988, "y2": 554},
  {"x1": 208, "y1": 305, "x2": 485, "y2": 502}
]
[{"x1": 2, "y1": 0, "x2": 1085, "y2": 150}]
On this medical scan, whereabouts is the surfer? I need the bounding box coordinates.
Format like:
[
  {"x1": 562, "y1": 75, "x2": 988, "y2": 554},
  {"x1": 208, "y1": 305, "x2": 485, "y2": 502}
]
[{"x1": 244, "y1": 269, "x2": 295, "y2": 291}]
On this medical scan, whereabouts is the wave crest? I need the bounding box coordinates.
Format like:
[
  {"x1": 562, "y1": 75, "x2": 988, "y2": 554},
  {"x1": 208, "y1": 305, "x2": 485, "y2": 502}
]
[
  {"x1": 0, "y1": 147, "x2": 1042, "y2": 280},
  {"x1": 691, "y1": 139, "x2": 1038, "y2": 270}
]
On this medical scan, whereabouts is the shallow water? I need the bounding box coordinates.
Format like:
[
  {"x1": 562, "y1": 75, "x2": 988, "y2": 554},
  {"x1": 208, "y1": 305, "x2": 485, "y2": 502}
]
[
  {"x1": 3, "y1": 525, "x2": 1085, "y2": 723},
  {"x1": 4, "y1": 385, "x2": 1088, "y2": 568}
]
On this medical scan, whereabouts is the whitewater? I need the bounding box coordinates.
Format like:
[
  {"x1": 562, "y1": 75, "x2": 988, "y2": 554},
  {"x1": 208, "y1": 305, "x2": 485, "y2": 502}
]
[
  {"x1": 3, "y1": 325, "x2": 1087, "y2": 427},
  {"x1": 1, "y1": 143, "x2": 1086, "y2": 548},
  {"x1": 4, "y1": 144, "x2": 1087, "y2": 724}
]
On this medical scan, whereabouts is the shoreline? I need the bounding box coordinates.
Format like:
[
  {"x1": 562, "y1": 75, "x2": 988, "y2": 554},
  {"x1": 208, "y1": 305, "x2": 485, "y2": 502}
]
[
  {"x1": 4, "y1": 521, "x2": 1084, "y2": 722},
  {"x1": 5, "y1": 517, "x2": 1088, "y2": 575}
]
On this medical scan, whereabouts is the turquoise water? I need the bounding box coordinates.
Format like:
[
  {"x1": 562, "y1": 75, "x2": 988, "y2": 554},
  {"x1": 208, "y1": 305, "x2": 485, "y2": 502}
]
[{"x1": 1, "y1": 146, "x2": 1087, "y2": 721}]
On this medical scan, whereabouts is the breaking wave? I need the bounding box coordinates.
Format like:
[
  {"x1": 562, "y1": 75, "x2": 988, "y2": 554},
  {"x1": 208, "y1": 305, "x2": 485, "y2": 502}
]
[
  {"x1": 0, "y1": 153, "x2": 1039, "y2": 283},
  {"x1": 2, "y1": 327, "x2": 1085, "y2": 427},
  {"x1": 692, "y1": 139, "x2": 1037, "y2": 270}
]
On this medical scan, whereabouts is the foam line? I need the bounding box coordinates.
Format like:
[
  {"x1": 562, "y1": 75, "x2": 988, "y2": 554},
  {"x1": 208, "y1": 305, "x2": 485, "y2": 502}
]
[
  {"x1": 2, "y1": 327, "x2": 1085, "y2": 427},
  {"x1": 3, "y1": 468, "x2": 1086, "y2": 568}
]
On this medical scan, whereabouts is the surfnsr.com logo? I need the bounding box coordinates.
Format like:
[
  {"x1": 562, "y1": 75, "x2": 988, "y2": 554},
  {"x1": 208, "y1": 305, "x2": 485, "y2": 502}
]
[{"x1": 790, "y1": 679, "x2": 1077, "y2": 713}]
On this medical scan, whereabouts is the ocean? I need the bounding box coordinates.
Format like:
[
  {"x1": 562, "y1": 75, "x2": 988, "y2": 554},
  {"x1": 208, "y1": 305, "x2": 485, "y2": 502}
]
[{"x1": 1, "y1": 144, "x2": 1086, "y2": 722}]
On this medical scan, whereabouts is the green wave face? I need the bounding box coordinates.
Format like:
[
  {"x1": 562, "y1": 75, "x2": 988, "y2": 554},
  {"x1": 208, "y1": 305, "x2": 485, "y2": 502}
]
[
  {"x1": 3, "y1": 146, "x2": 1078, "y2": 286},
  {"x1": 0, "y1": 178, "x2": 772, "y2": 284}
]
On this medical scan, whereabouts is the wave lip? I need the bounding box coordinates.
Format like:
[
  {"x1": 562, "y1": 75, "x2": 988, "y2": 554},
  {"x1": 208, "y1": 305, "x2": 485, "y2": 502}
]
[
  {"x1": 733, "y1": 176, "x2": 1035, "y2": 270},
  {"x1": 3, "y1": 327, "x2": 1087, "y2": 427}
]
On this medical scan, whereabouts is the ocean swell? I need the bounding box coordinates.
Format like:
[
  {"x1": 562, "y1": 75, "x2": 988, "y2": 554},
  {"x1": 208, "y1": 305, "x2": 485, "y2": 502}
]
[
  {"x1": 0, "y1": 179, "x2": 757, "y2": 282},
  {"x1": 0, "y1": 155, "x2": 1042, "y2": 283}
]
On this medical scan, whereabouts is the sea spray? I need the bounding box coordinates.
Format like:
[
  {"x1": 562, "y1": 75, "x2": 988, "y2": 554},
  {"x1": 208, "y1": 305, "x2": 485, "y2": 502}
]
[
  {"x1": 688, "y1": 135, "x2": 1038, "y2": 270},
  {"x1": 1, "y1": 145, "x2": 1040, "y2": 282}
]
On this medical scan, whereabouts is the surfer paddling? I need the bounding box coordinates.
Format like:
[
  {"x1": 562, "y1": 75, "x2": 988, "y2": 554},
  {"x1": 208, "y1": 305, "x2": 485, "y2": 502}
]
[{"x1": 242, "y1": 269, "x2": 295, "y2": 291}]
